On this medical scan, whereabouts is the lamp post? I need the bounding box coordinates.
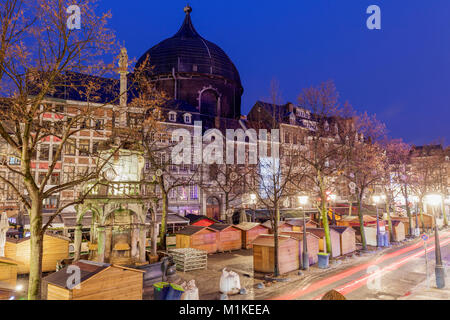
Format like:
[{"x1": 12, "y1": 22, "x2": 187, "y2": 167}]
[
  {"x1": 298, "y1": 195, "x2": 309, "y2": 270},
  {"x1": 373, "y1": 195, "x2": 382, "y2": 247},
  {"x1": 434, "y1": 216, "x2": 446, "y2": 289}
]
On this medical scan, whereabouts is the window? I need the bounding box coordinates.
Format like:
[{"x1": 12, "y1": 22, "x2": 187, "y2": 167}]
[
  {"x1": 38, "y1": 172, "x2": 46, "y2": 184},
  {"x1": 94, "y1": 119, "x2": 104, "y2": 130},
  {"x1": 189, "y1": 184, "x2": 198, "y2": 200},
  {"x1": 65, "y1": 139, "x2": 76, "y2": 156},
  {"x1": 79, "y1": 140, "x2": 90, "y2": 156},
  {"x1": 52, "y1": 145, "x2": 61, "y2": 161},
  {"x1": 169, "y1": 112, "x2": 177, "y2": 122},
  {"x1": 184, "y1": 114, "x2": 191, "y2": 124},
  {"x1": 92, "y1": 141, "x2": 99, "y2": 155},
  {"x1": 54, "y1": 105, "x2": 65, "y2": 114},
  {"x1": 63, "y1": 166, "x2": 75, "y2": 182},
  {"x1": 50, "y1": 173, "x2": 60, "y2": 185},
  {"x1": 39, "y1": 145, "x2": 50, "y2": 161},
  {"x1": 284, "y1": 133, "x2": 290, "y2": 144},
  {"x1": 178, "y1": 186, "x2": 188, "y2": 200},
  {"x1": 67, "y1": 117, "x2": 77, "y2": 128},
  {"x1": 8, "y1": 157, "x2": 20, "y2": 165}
]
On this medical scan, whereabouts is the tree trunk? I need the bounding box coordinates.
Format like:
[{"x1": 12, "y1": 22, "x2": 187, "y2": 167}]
[
  {"x1": 321, "y1": 190, "x2": 332, "y2": 255},
  {"x1": 28, "y1": 200, "x2": 43, "y2": 300},
  {"x1": 403, "y1": 186, "x2": 413, "y2": 236},
  {"x1": 273, "y1": 206, "x2": 280, "y2": 277},
  {"x1": 159, "y1": 190, "x2": 169, "y2": 250},
  {"x1": 357, "y1": 195, "x2": 367, "y2": 251},
  {"x1": 385, "y1": 200, "x2": 394, "y2": 241},
  {"x1": 150, "y1": 203, "x2": 158, "y2": 256}
]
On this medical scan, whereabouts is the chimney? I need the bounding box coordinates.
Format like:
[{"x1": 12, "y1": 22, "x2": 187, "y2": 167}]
[{"x1": 118, "y1": 47, "x2": 128, "y2": 127}]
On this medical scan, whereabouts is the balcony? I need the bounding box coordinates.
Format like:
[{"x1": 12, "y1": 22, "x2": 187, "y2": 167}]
[{"x1": 85, "y1": 181, "x2": 150, "y2": 199}]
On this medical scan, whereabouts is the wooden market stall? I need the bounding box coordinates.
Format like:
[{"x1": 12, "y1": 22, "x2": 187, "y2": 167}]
[
  {"x1": 330, "y1": 226, "x2": 356, "y2": 255},
  {"x1": 337, "y1": 215, "x2": 377, "y2": 228},
  {"x1": 234, "y1": 222, "x2": 270, "y2": 249},
  {"x1": 285, "y1": 219, "x2": 320, "y2": 232},
  {"x1": 252, "y1": 234, "x2": 299, "y2": 275},
  {"x1": 0, "y1": 257, "x2": 18, "y2": 289},
  {"x1": 306, "y1": 228, "x2": 341, "y2": 258},
  {"x1": 4, "y1": 233, "x2": 70, "y2": 274},
  {"x1": 364, "y1": 226, "x2": 379, "y2": 247},
  {"x1": 209, "y1": 224, "x2": 242, "y2": 252},
  {"x1": 43, "y1": 260, "x2": 144, "y2": 300},
  {"x1": 390, "y1": 216, "x2": 416, "y2": 236},
  {"x1": 389, "y1": 220, "x2": 406, "y2": 242},
  {"x1": 175, "y1": 226, "x2": 218, "y2": 253},
  {"x1": 261, "y1": 220, "x2": 294, "y2": 233},
  {"x1": 280, "y1": 231, "x2": 320, "y2": 265}
]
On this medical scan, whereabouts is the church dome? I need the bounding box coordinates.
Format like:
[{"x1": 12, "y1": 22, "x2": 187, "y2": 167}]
[{"x1": 135, "y1": 6, "x2": 243, "y2": 89}]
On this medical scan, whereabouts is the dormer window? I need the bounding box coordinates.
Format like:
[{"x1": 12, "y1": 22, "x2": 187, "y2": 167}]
[
  {"x1": 168, "y1": 112, "x2": 177, "y2": 122},
  {"x1": 289, "y1": 114, "x2": 296, "y2": 125},
  {"x1": 184, "y1": 113, "x2": 192, "y2": 124}
]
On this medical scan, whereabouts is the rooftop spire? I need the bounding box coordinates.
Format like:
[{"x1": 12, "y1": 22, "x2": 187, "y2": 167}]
[
  {"x1": 184, "y1": 4, "x2": 192, "y2": 15},
  {"x1": 175, "y1": 5, "x2": 199, "y2": 38}
]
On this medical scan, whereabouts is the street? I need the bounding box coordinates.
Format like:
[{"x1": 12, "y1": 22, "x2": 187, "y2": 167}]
[{"x1": 268, "y1": 230, "x2": 450, "y2": 300}]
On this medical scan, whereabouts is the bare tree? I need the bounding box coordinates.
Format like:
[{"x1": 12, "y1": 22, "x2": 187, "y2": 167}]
[
  {"x1": 340, "y1": 111, "x2": 387, "y2": 250},
  {"x1": 296, "y1": 81, "x2": 349, "y2": 255},
  {"x1": 0, "y1": 0, "x2": 119, "y2": 299}
]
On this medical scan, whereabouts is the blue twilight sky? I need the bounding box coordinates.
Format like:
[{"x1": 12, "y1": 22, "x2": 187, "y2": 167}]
[{"x1": 98, "y1": 0, "x2": 450, "y2": 146}]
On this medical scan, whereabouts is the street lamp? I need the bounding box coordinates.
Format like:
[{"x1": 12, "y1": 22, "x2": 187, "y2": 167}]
[
  {"x1": 298, "y1": 195, "x2": 309, "y2": 270},
  {"x1": 373, "y1": 195, "x2": 382, "y2": 247},
  {"x1": 433, "y1": 216, "x2": 446, "y2": 289}
]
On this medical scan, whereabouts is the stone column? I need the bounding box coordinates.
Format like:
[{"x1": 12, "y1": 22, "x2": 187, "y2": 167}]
[
  {"x1": 138, "y1": 224, "x2": 147, "y2": 263},
  {"x1": 97, "y1": 226, "x2": 106, "y2": 263},
  {"x1": 73, "y1": 224, "x2": 83, "y2": 261},
  {"x1": 131, "y1": 226, "x2": 139, "y2": 260},
  {"x1": 105, "y1": 227, "x2": 112, "y2": 261}
]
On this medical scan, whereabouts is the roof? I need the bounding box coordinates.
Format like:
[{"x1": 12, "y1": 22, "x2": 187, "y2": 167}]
[
  {"x1": 261, "y1": 220, "x2": 290, "y2": 229},
  {"x1": 185, "y1": 214, "x2": 220, "y2": 224},
  {"x1": 305, "y1": 228, "x2": 339, "y2": 238},
  {"x1": 208, "y1": 223, "x2": 238, "y2": 232},
  {"x1": 0, "y1": 257, "x2": 18, "y2": 265},
  {"x1": 252, "y1": 234, "x2": 296, "y2": 247},
  {"x1": 43, "y1": 260, "x2": 144, "y2": 289},
  {"x1": 234, "y1": 222, "x2": 266, "y2": 231},
  {"x1": 6, "y1": 232, "x2": 70, "y2": 244},
  {"x1": 135, "y1": 7, "x2": 242, "y2": 88},
  {"x1": 285, "y1": 219, "x2": 318, "y2": 227},
  {"x1": 176, "y1": 225, "x2": 217, "y2": 236},
  {"x1": 280, "y1": 231, "x2": 320, "y2": 240},
  {"x1": 154, "y1": 214, "x2": 190, "y2": 225},
  {"x1": 330, "y1": 226, "x2": 355, "y2": 234},
  {"x1": 391, "y1": 220, "x2": 405, "y2": 227}
]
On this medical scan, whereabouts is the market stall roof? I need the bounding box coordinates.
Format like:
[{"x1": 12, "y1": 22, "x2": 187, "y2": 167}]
[
  {"x1": 154, "y1": 214, "x2": 190, "y2": 224},
  {"x1": 208, "y1": 223, "x2": 238, "y2": 232},
  {"x1": 176, "y1": 225, "x2": 217, "y2": 236},
  {"x1": 43, "y1": 260, "x2": 144, "y2": 289},
  {"x1": 330, "y1": 226, "x2": 355, "y2": 234},
  {"x1": 185, "y1": 214, "x2": 220, "y2": 224},
  {"x1": 234, "y1": 222, "x2": 267, "y2": 231}
]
